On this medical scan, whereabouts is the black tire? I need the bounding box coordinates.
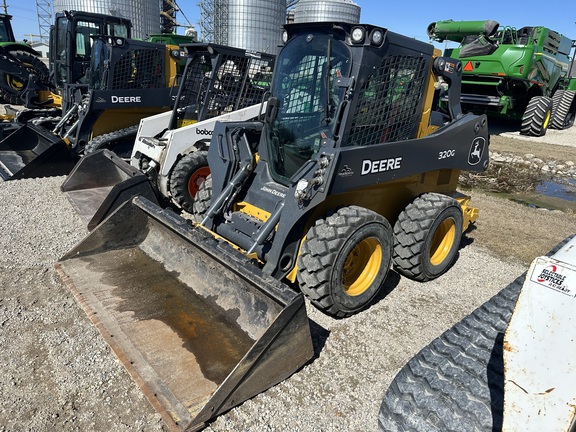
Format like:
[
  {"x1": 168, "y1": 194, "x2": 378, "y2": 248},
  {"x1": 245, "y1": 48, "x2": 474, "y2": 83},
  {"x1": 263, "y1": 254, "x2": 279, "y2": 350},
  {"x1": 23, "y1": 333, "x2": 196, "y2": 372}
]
[
  {"x1": 169, "y1": 150, "x2": 210, "y2": 213},
  {"x1": 550, "y1": 89, "x2": 576, "y2": 130},
  {"x1": 378, "y1": 235, "x2": 575, "y2": 432},
  {"x1": 0, "y1": 50, "x2": 50, "y2": 105},
  {"x1": 192, "y1": 174, "x2": 213, "y2": 223},
  {"x1": 393, "y1": 193, "x2": 463, "y2": 282},
  {"x1": 520, "y1": 96, "x2": 553, "y2": 136},
  {"x1": 84, "y1": 125, "x2": 139, "y2": 158},
  {"x1": 297, "y1": 206, "x2": 393, "y2": 318},
  {"x1": 378, "y1": 276, "x2": 520, "y2": 432}
]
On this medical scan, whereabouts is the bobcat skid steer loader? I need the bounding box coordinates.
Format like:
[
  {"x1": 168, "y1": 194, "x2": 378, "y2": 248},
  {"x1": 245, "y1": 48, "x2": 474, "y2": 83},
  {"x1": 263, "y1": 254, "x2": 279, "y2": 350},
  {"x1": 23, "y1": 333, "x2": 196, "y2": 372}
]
[{"x1": 61, "y1": 43, "x2": 275, "y2": 230}]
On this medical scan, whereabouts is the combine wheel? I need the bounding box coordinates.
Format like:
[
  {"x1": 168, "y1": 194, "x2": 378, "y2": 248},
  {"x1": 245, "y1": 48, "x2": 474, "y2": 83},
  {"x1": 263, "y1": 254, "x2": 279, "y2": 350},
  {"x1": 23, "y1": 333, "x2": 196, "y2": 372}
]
[
  {"x1": 392, "y1": 193, "x2": 463, "y2": 282},
  {"x1": 550, "y1": 89, "x2": 576, "y2": 130},
  {"x1": 84, "y1": 125, "x2": 139, "y2": 158},
  {"x1": 520, "y1": 96, "x2": 552, "y2": 136},
  {"x1": 169, "y1": 150, "x2": 210, "y2": 214},
  {"x1": 0, "y1": 50, "x2": 50, "y2": 105},
  {"x1": 192, "y1": 174, "x2": 213, "y2": 223},
  {"x1": 297, "y1": 206, "x2": 392, "y2": 318}
]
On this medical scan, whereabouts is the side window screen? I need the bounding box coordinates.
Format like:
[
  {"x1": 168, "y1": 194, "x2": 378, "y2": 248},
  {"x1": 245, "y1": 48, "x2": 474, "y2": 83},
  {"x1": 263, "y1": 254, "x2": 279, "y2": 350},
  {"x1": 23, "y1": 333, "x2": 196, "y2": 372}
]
[{"x1": 349, "y1": 55, "x2": 428, "y2": 146}]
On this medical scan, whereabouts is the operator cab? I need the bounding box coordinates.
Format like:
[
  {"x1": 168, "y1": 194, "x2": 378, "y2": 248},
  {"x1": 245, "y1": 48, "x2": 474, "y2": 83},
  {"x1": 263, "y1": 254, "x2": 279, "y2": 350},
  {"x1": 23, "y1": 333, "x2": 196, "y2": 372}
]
[{"x1": 50, "y1": 11, "x2": 131, "y2": 88}]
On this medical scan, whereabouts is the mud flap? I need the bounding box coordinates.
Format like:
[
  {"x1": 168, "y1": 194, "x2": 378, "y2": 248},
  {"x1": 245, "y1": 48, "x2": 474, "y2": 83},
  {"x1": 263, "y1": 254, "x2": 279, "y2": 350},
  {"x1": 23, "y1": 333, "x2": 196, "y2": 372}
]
[
  {"x1": 0, "y1": 122, "x2": 77, "y2": 180},
  {"x1": 62, "y1": 149, "x2": 158, "y2": 230},
  {"x1": 55, "y1": 196, "x2": 314, "y2": 431}
]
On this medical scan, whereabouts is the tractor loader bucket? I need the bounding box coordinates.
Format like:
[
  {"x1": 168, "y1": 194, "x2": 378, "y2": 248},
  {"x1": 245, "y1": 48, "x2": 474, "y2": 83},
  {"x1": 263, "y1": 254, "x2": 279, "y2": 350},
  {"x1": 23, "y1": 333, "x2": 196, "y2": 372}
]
[
  {"x1": 62, "y1": 149, "x2": 158, "y2": 230},
  {"x1": 0, "y1": 122, "x2": 76, "y2": 180},
  {"x1": 55, "y1": 196, "x2": 314, "y2": 431}
]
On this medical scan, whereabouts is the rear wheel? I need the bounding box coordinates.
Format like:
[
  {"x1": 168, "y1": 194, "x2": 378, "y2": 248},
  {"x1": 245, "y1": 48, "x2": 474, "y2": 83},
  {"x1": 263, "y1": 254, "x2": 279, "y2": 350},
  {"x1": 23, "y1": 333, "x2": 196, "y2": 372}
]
[
  {"x1": 393, "y1": 193, "x2": 463, "y2": 282},
  {"x1": 520, "y1": 96, "x2": 552, "y2": 136},
  {"x1": 550, "y1": 89, "x2": 576, "y2": 130},
  {"x1": 297, "y1": 206, "x2": 392, "y2": 318},
  {"x1": 169, "y1": 151, "x2": 210, "y2": 213},
  {"x1": 0, "y1": 50, "x2": 50, "y2": 105}
]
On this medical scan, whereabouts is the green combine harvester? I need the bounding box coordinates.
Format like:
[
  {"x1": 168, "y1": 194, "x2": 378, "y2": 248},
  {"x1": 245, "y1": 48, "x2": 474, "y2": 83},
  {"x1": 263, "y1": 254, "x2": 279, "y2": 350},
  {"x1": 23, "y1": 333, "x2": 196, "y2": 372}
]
[{"x1": 428, "y1": 19, "x2": 576, "y2": 136}]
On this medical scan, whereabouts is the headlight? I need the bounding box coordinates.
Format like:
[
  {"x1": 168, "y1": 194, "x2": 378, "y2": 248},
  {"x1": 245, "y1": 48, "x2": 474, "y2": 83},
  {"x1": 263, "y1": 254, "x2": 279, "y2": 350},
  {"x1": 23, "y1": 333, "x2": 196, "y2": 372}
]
[
  {"x1": 351, "y1": 27, "x2": 365, "y2": 44},
  {"x1": 282, "y1": 30, "x2": 289, "y2": 44},
  {"x1": 370, "y1": 29, "x2": 384, "y2": 46}
]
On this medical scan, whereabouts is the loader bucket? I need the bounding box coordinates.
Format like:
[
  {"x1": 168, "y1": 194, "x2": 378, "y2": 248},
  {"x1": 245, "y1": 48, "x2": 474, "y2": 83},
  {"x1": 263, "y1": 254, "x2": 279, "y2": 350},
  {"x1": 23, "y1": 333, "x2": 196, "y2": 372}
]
[
  {"x1": 55, "y1": 196, "x2": 314, "y2": 431},
  {"x1": 62, "y1": 149, "x2": 159, "y2": 231},
  {"x1": 0, "y1": 122, "x2": 77, "y2": 180}
]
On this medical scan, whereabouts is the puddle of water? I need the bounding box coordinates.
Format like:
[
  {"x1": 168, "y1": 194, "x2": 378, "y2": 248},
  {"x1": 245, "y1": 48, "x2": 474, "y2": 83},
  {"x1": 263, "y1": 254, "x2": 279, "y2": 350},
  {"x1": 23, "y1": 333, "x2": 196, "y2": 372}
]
[{"x1": 535, "y1": 178, "x2": 576, "y2": 202}]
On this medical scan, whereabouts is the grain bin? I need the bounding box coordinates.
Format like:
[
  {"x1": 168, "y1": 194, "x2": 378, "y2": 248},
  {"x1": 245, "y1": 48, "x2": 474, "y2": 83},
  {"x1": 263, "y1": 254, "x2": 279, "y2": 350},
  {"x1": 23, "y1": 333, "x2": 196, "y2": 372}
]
[
  {"x1": 226, "y1": 0, "x2": 286, "y2": 55},
  {"x1": 293, "y1": 0, "x2": 360, "y2": 24},
  {"x1": 53, "y1": 0, "x2": 161, "y2": 39}
]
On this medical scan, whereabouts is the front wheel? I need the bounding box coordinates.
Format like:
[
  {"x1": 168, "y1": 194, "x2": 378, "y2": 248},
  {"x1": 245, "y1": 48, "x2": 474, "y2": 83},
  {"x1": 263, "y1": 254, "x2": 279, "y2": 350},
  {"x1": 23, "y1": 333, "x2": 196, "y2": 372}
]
[
  {"x1": 169, "y1": 150, "x2": 210, "y2": 214},
  {"x1": 297, "y1": 206, "x2": 393, "y2": 318},
  {"x1": 520, "y1": 96, "x2": 552, "y2": 136},
  {"x1": 84, "y1": 125, "x2": 139, "y2": 158},
  {"x1": 393, "y1": 193, "x2": 463, "y2": 282},
  {"x1": 192, "y1": 174, "x2": 213, "y2": 223}
]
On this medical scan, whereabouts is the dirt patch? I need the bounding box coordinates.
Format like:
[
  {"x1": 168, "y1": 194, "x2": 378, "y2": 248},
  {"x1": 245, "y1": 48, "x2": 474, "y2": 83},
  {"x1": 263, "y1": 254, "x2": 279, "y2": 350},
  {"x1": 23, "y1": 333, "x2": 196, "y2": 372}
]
[
  {"x1": 456, "y1": 133, "x2": 576, "y2": 265},
  {"x1": 490, "y1": 134, "x2": 576, "y2": 162},
  {"x1": 465, "y1": 191, "x2": 576, "y2": 266}
]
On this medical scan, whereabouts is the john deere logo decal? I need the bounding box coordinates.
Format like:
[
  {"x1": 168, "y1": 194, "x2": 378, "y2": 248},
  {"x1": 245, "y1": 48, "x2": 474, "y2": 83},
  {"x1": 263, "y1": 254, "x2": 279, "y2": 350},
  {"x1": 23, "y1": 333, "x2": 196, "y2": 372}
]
[{"x1": 468, "y1": 137, "x2": 485, "y2": 165}]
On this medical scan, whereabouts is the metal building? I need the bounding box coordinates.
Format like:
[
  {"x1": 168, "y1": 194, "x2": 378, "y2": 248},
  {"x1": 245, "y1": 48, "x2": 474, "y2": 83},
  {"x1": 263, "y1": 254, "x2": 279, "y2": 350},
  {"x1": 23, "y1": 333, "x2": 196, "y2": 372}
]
[
  {"x1": 53, "y1": 0, "x2": 162, "y2": 38},
  {"x1": 293, "y1": 0, "x2": 360, "y2": 24}
]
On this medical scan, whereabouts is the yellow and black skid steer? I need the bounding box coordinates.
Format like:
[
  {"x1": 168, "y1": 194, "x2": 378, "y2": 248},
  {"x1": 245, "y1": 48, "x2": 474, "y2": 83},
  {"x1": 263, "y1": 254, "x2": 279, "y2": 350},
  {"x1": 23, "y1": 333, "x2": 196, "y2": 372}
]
[
  {"x1": 56, "y1": 21, "x2": 489, "y2": 430},
  {"x1": 0, "y1": 35, "x2": 181, "y2": 180}
]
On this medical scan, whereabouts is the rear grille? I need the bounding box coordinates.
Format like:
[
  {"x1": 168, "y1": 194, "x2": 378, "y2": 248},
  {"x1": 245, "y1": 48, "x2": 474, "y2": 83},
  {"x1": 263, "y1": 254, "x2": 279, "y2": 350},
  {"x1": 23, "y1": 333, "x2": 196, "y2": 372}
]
[{"x1": 111, "y1": 48, "x2": 165, "y2": 90}]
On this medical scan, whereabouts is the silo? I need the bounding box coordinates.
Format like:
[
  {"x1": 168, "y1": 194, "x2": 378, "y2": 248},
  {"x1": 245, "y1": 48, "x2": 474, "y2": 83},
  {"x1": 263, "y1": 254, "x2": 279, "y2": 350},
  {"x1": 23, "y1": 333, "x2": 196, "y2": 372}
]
[
  {"x1": 293, "y1": 0, "x2": 361, "y2": 24},
  {"x1": 53, "y1": 0, "x2": 161, "y2": 39},
  {"x1": 226, "y1": 0, "x2": 286, "y2": 55}
]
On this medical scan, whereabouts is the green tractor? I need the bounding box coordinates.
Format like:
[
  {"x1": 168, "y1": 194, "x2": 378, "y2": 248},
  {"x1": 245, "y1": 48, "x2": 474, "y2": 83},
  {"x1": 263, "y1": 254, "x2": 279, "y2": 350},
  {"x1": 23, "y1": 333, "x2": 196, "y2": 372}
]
[
  {"x1": 428, "y1": 19, "x2": 576, "y2": 136},
  {"x1": 0, "y1": 13, "x2": 51, "y2": 105}
]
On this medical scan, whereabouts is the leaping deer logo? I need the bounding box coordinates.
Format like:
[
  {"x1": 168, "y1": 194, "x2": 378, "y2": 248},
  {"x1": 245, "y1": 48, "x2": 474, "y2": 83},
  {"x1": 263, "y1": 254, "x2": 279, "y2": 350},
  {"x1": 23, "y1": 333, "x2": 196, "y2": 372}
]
[{"x1": 468, "y1": 138, "x2": 485, "y2": 165}]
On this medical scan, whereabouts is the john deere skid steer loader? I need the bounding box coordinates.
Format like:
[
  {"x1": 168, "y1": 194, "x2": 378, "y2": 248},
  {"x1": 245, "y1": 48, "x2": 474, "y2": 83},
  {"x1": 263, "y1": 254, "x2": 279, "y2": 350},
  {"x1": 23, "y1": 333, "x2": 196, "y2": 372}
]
[
  {"x1": 56, "y1": 22, "x2": 489, "y2": 430},
  {"x1": 62, "y1": 42, "x2": 275, "y2": 230},
  {"x1": 0, "y1": 34, "x2": 181, "y2": 180}
]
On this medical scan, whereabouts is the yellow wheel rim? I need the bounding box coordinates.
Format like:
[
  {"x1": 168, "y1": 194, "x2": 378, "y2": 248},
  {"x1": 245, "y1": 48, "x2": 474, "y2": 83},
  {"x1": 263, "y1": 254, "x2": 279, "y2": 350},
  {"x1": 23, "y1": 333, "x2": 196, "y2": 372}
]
[
  {"x1": 342, "y1": 237, "x2": 382, "y2": 296},
  {"x1": 429, "y1": 218, "x2": 456, "y2": 266},
  {"x1": 6, "y1": 75, "x2": 25, "y2": 91},
  {"x1": 543, "y1": 109, "x2": 551, "y2": 129}
]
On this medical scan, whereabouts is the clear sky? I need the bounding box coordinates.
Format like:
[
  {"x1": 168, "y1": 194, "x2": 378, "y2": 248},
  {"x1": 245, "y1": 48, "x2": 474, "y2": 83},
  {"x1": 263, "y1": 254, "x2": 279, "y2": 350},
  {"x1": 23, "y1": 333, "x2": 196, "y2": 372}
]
[{"x1": 4, "y1": 0, "x2": 576, "y2": 47}]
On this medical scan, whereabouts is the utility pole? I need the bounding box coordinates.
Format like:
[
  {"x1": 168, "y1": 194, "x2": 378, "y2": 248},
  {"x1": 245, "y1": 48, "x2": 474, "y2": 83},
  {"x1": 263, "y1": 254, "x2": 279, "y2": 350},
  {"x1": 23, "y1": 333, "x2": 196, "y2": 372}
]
[
  {"x1": 35, "y1": 0, "x2": 52, "y2": 44},
  {"x1": 2, "y1": 0, "x2": 8, "y2": 15}
]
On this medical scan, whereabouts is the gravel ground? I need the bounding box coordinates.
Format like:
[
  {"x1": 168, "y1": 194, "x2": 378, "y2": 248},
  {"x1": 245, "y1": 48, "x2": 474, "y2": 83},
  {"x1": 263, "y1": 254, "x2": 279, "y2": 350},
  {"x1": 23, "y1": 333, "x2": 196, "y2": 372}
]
[{"x1": 0, "y1": 106, "x2": 575, "y2": 431}]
